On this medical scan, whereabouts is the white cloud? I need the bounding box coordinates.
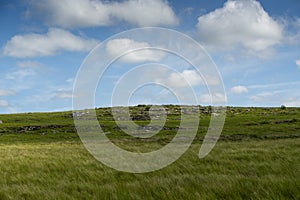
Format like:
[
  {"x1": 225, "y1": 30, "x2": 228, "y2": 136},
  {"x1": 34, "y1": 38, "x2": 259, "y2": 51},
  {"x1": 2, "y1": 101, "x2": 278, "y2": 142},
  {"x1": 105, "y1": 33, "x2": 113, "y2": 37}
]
[
  {"x1": 248, "y1": 81, "x2": 300, "y2": 89},
  {"x1": 3, "y1": 28, "x2": 99, "y2": 58},
  {"x1": 0, "y1": 89, "x2": 16, "y2": 96},
  {"x1": 110, "y1": 0, "x2": 178, "y2": 27},
  {"x1": 296, "y1": 60, "x2": 300, "y2": 68},
  {"x1": 197, "y1": 0, "x2": 283, "y2": 51},
  {"x1": 199, "y1": 93, "x2": 227, "y2": 104},
  {"x1": 182, "y1": 7, "x2": 195, "y2": 16},
  {"x1": 285, "y1": 18, "x2": 300, "y2": 45},
  {"x1": 53, "y1": 90, "x2": 73, "y2": 99},
  {"x1": 106, "y1": 38, "x2": 165, "y2": 63},
  {"x1": 161, "y1": 70, "x2": 210, "y2": 87},
  {"x1": 249, "y1": 92, "x2": 275, "y2": 102},
  {"x1": 164, "y1": 70, "x2": 203, "y2": 88},
  {"x1": 66, "y1": 78, "x2": 75, "y2": 84},
  {"x1": 5, "y1": 69, "x2": 36, "y2": 80},
  {"x1": 17, "y1": 61, "x2": 44, "y2": 68},
  {"x1": 283, "y1": 99, "x2": 300, "y2": 107},
  {"x1": 0, "y1": 100, "x2": 9, "y2": 107},
  {"x1": 231, "y1": 85, "x2": 248, "y2": 94},
  {"x1": 153, "y1": 69, "x2": 220, "y2": 88},
  {"x1": 28, "y1": 0, "x2": 178, "y2": 28},
  {"x1": 169, "y1": 70, "x2": 219, "y2": 87},
  {"x1": 29, "y1": 0, "x2": 111, "y2": 28},
  {"x1": 249, "y1": 91, "x2": 300, "y2": 107}
]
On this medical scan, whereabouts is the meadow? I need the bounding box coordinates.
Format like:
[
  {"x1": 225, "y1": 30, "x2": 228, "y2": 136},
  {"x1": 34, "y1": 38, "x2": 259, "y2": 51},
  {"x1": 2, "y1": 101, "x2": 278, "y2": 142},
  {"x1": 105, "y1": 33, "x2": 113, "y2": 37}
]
[{"x1": 0, "y1": 105, "x2": 299, "y2": 199}]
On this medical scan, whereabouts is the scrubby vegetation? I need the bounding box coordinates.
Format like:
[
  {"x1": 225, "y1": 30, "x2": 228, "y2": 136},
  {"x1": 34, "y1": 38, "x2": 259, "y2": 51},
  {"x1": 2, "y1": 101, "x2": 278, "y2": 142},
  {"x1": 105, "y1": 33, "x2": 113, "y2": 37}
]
[{"x1": 0, "y1": 105, "x2": 299, "y2": 199}]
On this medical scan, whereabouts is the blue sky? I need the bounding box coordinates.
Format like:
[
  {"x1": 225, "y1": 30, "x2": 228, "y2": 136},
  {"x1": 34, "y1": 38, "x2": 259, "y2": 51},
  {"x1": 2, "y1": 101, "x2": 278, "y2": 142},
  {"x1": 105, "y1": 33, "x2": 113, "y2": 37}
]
[{"x1": 0, "y1": 0, "x2": 300, "y2": 113}]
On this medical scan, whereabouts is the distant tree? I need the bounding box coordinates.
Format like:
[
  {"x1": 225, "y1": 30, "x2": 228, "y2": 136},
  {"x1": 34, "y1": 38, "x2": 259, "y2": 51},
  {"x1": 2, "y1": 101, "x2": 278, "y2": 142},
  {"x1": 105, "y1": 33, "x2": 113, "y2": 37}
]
[{"x1": 280, "y1": 105, "x2": 286, "y2": 109}]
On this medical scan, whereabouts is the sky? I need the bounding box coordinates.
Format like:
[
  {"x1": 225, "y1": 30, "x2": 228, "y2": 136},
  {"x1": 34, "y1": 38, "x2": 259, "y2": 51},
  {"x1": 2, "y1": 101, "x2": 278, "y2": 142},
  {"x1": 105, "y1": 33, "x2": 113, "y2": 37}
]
[{"x1": 0, "y1": 0, "x2": 300, "y2": 113}]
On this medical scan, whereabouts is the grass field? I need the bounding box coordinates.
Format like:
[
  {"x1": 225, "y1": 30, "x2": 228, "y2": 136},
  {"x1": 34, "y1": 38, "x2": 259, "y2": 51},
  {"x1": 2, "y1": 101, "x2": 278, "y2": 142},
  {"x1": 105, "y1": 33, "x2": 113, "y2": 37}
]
[{"x1": 0, "y1": 105, "x2": 299, "y2": 199}]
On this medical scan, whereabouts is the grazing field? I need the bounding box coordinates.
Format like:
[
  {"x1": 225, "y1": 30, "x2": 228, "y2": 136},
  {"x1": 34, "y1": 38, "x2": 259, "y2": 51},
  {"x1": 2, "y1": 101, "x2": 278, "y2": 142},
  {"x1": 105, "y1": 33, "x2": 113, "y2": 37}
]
[{"x1": 0, "y1": 106, "x2": 299, "y2": 199}]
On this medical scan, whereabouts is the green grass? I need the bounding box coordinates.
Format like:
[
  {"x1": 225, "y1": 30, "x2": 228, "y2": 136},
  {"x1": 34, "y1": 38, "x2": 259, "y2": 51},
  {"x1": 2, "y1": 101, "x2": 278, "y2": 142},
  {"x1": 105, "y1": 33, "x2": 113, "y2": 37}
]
[
  {"x1": 0, "y1": 139, "x2": 299, "y2": 199},
  {"x1": 0, "y1": 105, "x2": 299, "y2": 199}
]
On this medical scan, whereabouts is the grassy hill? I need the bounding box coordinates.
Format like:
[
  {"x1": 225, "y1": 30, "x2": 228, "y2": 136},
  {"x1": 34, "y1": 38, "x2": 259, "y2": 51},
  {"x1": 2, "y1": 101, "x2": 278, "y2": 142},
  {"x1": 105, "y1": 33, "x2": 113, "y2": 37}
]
[{"x1": 0, "y1": 105, "x2": 299, "y2": 199}]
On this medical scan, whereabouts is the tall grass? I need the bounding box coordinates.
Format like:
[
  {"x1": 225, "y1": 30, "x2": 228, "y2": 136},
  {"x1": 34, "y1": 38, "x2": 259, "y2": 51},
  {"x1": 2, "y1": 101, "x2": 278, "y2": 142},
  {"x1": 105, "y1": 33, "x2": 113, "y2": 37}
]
[
  {"x1": 0, "y1": 106, "x2": 299, "y2": 199},
  {"x1": 0, "y1": 138, "x2": 299, "y2": 199}
]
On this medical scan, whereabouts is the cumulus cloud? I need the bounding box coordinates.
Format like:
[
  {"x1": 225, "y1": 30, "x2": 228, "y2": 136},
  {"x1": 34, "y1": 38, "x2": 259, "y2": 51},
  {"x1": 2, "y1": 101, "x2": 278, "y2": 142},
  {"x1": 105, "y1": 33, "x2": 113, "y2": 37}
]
[
  {"x1": 296, "y1": 60, "x2": 300, "y2": 68},
  {"x1": 110, "y1": 0, "x2": 178, "y2": 27},
  {"x1": 0, "y1": 89, "x2": 16, "y2": 96},
  {"x1": 28, "y1": 0, "x2": 110, "y2": 28},
  {"x1": 166, "y1": 70, "x2": 203, "y2": 87},
  {"x1": 231, "y1": 85, "x2": 248, "y2": 94},
  {"x1": 199, "y1": 93, "x2": 227, "y2": 104},
  {"x1": 154, "y1": 69, "x2": 220, "y2": 88},
  {"x1": 197, "y1": 0, "x2": 283, "y2": 51},
  {"x1": 146, "y1": 67, "x2": 220, "y2": 89},
  {"x1": 106, "y1": 38, "x2": 165, "y2": 63},
  {"x1": 28, "y1": 0, "x2": 178, "y2": 28},
  {"x1": 3, "y1": 28, "x2": 99, "y2": 58},
  {"x1": 0, "y1": 100, "x2": 9, "y2": 107}
]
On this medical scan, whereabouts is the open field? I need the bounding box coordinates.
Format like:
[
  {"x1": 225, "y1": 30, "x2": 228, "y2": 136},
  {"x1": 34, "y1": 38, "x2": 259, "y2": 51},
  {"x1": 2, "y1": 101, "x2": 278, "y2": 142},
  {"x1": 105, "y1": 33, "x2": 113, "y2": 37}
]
[{"x1": 0, "y1": 105, "x2": 299, "y2": 199}]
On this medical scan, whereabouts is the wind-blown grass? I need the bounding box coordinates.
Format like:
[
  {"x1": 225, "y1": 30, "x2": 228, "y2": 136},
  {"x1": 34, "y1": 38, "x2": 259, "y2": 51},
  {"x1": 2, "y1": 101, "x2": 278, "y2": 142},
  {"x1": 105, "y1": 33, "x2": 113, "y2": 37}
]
[
  {"x1": 0, "y1": 106, "x2": 299, "y2": 199},
  {"x1": 0, "y1": 139, "x2": 299, "y2": 199}
]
